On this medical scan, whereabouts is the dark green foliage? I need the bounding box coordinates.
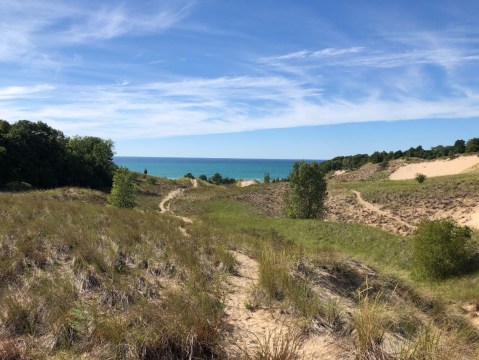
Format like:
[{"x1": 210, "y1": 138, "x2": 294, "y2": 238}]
[
  {"x1": 210, "y1": 173, "x2": 223, "y2": 185},
  {"x1": 465, "y1": 138, "x2": 479, "y2": 153},
  {"x1": 199, "y1": 175, "x2": 207, "y2": 181},
  {"x1": 413, "y1": 220, "x2": 474, "y2": 279},
  {"x1": 284, "y1": 161, "x2": 327, "y2": 219},
  {"x1": 208, "y1": 172, "x2": 236, "y2": 185},
  {"x1": 415, "y1": 173, "x2": 427, "y2": 183},
  {"x1": 66, "y1": 136, "x2": 116, "y2": 189},
  {"x1": 0, "y1": 120, "x2": 116, "y2": 189},
  {"x1": 454, "y1": 139, "x2": 466, "y2": 154},
  {"x1": 263, "y1": 172, "x2": 271, "y2": 184},
  {"x1": 1, "y1": 120, "x2": 67, "y2": 187},
  {"x1": 108, "y1": 168, "x2": 137, "y2": 208},
  {"x1": 184, "y1": 172, "x2": 195, "y2": 179},
  {"x1": 319, "y1": 137, "x2": 477, "y2": 173}
]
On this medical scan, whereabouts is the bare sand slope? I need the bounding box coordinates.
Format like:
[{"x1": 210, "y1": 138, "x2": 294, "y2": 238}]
[
  {"x1": 390, "y1": 155, "x2": 479, "y2": 180},
  {"x1": 239, "y1": 180, "x2": 259, "y2": 187}
]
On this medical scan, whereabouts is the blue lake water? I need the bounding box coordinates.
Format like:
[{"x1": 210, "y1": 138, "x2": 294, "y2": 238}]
[{"x1": 114, "y1": 157, "x2": 323, "y2": 180}]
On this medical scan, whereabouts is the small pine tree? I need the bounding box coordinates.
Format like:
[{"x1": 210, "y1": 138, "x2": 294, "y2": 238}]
[
  {"x1": 264, "y1": 172, "x2": 271, "y2": 184},
  {"x1": 108, "y1": 168, "x2": 137, "y2": 208}
]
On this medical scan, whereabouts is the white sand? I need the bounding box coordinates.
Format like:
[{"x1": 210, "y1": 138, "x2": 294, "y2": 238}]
[
  {"x1": 239, "y1": 180, "x2": 258, "y2": 187},
  {"x1": 334, "y1": 170, "x2": 346, "y2": 176},
  {"x1": 390, "y1": 155, "x2": 479, "y2": 180}
]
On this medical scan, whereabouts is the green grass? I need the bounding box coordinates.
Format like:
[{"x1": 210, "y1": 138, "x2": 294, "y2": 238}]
[
  {"x1": 200, "y1": 197, "x2": 479, "y2": 304},
  {"x1": 204, "y1": 199, "x2": 412, "y2": 273}
]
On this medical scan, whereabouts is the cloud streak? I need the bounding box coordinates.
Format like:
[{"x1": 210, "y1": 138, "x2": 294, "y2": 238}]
[
  {"x1": 2, "y1": 74, "x2": 478, "y2": 140},
  {"x1": 0, "y1": 0, "x2": 194, "y2": 63}
]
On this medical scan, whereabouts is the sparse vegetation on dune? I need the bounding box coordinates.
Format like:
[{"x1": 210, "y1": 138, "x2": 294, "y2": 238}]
[
  {"x1": 1, "y1": 154, "x2": 479, "y2": 358},
  {"x1": 0, "y1": 182, "x2": 232, "y2": 359}
]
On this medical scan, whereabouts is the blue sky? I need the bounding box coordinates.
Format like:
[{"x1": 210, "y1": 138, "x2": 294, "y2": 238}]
[{"x1": 1, "y1": 0, "x2": 478, "y2": 159}]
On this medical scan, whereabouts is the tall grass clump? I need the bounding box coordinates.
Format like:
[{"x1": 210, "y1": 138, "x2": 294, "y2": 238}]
[
  {"x1": 237, "y1": 330, "x2": 303, "y2": 360},
  {"x1": 413, "y1": 220, "x2": 474, "y2": 279},
  {"x1": 257, "y1": 242, "x2": 322, "y2": 319},
  {"x1": 353, "y1": 290, "x2": 389, "y2": 359}
]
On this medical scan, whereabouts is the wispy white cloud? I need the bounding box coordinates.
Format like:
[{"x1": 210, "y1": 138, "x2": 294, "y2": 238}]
[
  {"x1": 0, "y1": 0, "x2": 194, "y2": 63},
  {"x1": 261, "y1": 47, "x2": 365, "y2": 62},
  {"x1": 56, "y1": 1, "x2": 193, "y2": 43},
  {"x1": 1, "y1": 4, "x2": 478, "y2": 142},
  {"x1": 0, "y1": 84, "x2": 55, "y2": 99},
  {"x1": 2, "y1": 74, "x2": 479, "y2": 140},
  {"x1": 262, "y1": 42, "x2": 478, "y2": 71}
]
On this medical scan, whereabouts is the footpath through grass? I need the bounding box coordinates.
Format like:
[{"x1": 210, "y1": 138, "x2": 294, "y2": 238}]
[
  {"x1": 205, "y1": 200, "x2": 411, "y2": 273},
  {"x1": 203, "y1": 198, "x2": 479, "y2": 303}
]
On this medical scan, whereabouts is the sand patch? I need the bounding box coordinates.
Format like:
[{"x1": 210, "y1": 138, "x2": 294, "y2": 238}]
[
  {"x1": 334, "y1": 170, "x2": 346, "y2": 176},
  {"x1": 239, "y1": 180, "x2": 259, "y2": 187},
  {"x1": 224, "y1": 251, "x2": 352, "y2": 358},
  {"x1": 390, "y1": 156, "x2": 479, "y2": 180}
]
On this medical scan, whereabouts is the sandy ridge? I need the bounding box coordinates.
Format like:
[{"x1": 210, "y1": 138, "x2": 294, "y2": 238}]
[{"x1": 390, "y1": 155, "x2": 479, "y2": 180}]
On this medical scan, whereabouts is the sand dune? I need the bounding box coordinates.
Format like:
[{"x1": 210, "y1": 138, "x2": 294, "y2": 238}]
[
  {"x1": 390, "y1": 155, "x2": 479, "y2": 180},
  {"x1": 239, "y1": 180, "x2": 258, "y2": 187}
]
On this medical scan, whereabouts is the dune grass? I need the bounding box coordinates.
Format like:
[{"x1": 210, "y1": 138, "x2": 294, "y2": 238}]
[
  {"x1": 0, "y1": 186, "x2": 231, "y2": 359},
  {"x1": 1, "y1": 176, "x2": 478, "y2": 359}
]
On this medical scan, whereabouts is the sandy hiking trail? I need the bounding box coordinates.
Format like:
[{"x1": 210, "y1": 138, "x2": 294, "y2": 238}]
[
  {"x1": 159, "y1": 183, "x2": 350, "y2": 357},
  {"x1": 351, "y1": 190, "x2": 414, "y2": 231},
  {"x1": 390, "y1": 155, "x2": 479, "y2": 180},
  {"x1": 159, "y1": 188, "x2": 192, "y2": 236},
  {"x1": 191, "y1": 178, "x2": 198, "y2": 188},
  {"x1": 224, "y1": 251, "x2": 351, "y2": 359}
]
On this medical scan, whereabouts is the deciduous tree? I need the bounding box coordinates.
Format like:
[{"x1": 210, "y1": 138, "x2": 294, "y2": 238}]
[{"x1": 284, "y1": 161, "x2": 327, "y2": 219}]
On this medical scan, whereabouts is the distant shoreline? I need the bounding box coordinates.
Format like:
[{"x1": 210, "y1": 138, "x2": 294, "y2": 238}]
[{"x1": 114, "y1": 156, "x2": 324, "y2": 181}]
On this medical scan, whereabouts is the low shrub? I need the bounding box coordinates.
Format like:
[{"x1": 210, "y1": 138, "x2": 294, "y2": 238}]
[
  {"x1": 415, "y1": 173, "x2": 427, "y2": 183},
  {"x1": 413, "y1": 220, "x2": 473, "y2": 279}
]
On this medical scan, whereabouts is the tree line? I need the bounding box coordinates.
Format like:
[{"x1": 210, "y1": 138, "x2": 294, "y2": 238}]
[
  {"x1": 0, "y1": 119, "x2": 116, "y2": 190},
  {"x1": 319, "y1": 137, "x2": 479, "y2": 173}
]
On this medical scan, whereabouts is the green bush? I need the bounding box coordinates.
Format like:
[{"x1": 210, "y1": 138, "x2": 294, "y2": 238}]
[
  {"x1": 184, "y1": 172, "x2": 195, "y2": 179},
  {"x1": 413, "y1": 220, "x2": 473, "y2": 279},
  {"x1": 415, "y1": 173, "x2": 427, "y2": 183},
  {"x1": 108, "y1": 168, "x2": 137, "y2": 209}
]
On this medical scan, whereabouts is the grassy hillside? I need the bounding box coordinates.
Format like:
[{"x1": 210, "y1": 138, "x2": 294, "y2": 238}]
[{"x1": 1, "y1": 174, "x2": 479, "y2": 359}]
